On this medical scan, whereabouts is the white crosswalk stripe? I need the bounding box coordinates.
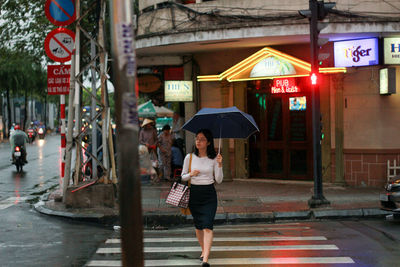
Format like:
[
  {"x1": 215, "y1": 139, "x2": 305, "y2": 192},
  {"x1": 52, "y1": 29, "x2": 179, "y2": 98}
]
[
  {"x1": 85, "y1": 223, "x2": 355, "y2": 266},
  {"x1": 0, "y1": 197, "x2": 27, "y2": 210}
]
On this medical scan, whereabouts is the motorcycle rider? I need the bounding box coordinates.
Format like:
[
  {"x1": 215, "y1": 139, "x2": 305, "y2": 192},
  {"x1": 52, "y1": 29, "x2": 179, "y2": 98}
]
[{"x1": 10, "y1": 125, "x2": 28, "y2": 163}]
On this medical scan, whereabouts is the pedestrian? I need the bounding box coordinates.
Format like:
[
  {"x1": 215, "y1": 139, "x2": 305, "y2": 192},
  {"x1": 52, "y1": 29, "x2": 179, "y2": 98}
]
[
  {"x1": 158, "y1": 124, "x2": 173, "y2": 181},
  {"x1": 171, "y1": 112, "x2": 184, "y2": 152},
  {"x1": 181, "y1": 128, "x2": 223, "y2": 267},
  {"x1": 139, "y1": 118, "x2": 158, "y2": 168},
  {"x1": 171, "y1": 139, "x2": 183, "y2": 180}
]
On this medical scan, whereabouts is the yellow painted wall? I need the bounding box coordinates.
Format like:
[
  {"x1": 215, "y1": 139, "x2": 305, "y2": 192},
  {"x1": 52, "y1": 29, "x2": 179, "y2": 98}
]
[{"x1": 343, "y1": 66, "x2": 400, "y2": 149}]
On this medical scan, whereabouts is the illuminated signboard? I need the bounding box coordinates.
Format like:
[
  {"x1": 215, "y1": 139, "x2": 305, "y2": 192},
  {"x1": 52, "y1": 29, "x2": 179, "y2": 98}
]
[
  {"x1": 165, "y1": 80, "x2": 193, "y2": 102},
  {"x1": 334, "y1": 38, "x2": 379, "y2": 67},
  {"x1": 271, "y1": 78, "x2": 300, "y2": 94},
  {"x1": 380, "y1": 68, "x2": 396, "y2": 95},
  {"x1": 384, "y1": 37, "x2": 400, "y2": 64},
  {"x1": 289, "y1": 96, "x2": 306, "y2": 111}
]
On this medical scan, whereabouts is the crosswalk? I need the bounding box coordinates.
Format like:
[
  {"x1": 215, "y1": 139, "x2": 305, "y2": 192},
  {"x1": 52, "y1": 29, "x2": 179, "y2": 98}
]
[
  {"x1": 0, "y1": 197, "x2": 27, "y2": 210},
  {"x1": 86, "y1": 223, "x2": 355, "y2": 266}
]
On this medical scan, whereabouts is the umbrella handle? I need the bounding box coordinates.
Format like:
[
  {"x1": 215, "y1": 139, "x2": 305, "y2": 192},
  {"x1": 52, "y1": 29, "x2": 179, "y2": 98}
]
[{"x1": 218, "y1": 125, "x2": 221, "y2": 155}]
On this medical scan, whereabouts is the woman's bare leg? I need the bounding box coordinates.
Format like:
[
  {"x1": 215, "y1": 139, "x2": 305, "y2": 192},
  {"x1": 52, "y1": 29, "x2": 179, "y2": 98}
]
[
  {"x1": 195, "y1": 229, "x2": 204, "y2": 258},
  {"x1": 202, "y1": 229, "x2": 213, "y2": 263}
]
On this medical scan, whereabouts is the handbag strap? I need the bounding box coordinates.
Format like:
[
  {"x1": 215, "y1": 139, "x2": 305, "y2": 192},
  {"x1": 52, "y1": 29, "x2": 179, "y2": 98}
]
[{"x1": 188, "y1": 153, "x2": 192, "y2": 187}]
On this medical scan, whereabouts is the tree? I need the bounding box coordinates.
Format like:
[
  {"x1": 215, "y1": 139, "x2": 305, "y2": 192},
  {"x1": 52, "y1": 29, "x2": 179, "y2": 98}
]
[{"x1": 0, "y1": 48, "x2": 46, "y2": 135}]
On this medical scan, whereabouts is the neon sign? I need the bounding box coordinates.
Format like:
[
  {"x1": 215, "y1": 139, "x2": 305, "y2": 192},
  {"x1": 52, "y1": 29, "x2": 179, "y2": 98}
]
[{"x1": 271, "y1": 78, "x2": 300, "y2": 94}]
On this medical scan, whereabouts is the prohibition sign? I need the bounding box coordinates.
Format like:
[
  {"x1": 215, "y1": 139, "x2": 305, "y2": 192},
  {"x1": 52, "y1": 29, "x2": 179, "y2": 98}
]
[
  {"x1": 44, "y1": 28, "x2": 75, "y2": 63},
  {"x1": 45, "y1": 0, "x2": 76, "y2": 26}
]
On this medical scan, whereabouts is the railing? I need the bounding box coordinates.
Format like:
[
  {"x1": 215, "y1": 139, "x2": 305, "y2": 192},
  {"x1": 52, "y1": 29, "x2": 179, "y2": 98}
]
[{"x1": 387, "y1": 159, "x2": 400, "y2": 181}]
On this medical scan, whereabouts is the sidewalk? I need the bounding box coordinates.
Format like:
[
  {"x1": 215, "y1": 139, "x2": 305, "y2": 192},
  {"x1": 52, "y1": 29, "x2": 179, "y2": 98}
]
[{"x1": 34, "y1": 178, "x2": 391, "y2": 226}]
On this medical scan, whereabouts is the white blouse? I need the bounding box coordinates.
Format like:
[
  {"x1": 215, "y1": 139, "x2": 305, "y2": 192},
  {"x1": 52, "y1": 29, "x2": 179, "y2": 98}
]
[{"x1": 181, "y1": 153, "x2": 223, "y2": 185}]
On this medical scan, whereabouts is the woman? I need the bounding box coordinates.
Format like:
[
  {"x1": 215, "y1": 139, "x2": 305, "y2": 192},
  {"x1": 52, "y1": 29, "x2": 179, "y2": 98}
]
[
  {"x1": 158, "y1": 124, "x2": 173, "y2": 181},
  {"x1": 181, "y1": 129, "x2": 223, "y2": 267},
  {"x1": 139, "y1": 118, "x2": 158, "y2": 171}
]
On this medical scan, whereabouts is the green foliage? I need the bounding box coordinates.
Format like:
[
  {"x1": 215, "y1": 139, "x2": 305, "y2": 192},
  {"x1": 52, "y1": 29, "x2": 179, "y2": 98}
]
[{"x1": 0, "y1": 47, "x2": 46, "y2": 98}]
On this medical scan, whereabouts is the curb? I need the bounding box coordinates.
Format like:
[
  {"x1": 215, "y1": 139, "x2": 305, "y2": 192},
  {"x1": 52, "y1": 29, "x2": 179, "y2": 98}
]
[
  {"x1": 33, "y1": 201, "x2": 118, "y2": 225},
  {"x1": 141, "y1": 208, "x2": 389, "y2": 227},
  {"x1": 33, "y1": 201, "x2": 389, "y2": 227}
]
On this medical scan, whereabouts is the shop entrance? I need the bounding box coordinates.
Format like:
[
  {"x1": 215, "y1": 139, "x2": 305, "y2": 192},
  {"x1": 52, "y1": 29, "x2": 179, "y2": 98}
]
[{"x1": 247, "y1": 79, "x2": 313, "y2": 180}]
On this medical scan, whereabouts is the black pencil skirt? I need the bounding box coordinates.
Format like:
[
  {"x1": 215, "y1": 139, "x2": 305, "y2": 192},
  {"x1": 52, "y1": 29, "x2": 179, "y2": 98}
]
[{"x1": 189, "y1": 184, "x2": 217, "y2": 230}]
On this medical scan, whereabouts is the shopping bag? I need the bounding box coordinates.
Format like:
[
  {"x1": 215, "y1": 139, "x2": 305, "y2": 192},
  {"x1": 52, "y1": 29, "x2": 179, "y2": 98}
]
[{"x1": 165, "y1": 182, "x2": 190, "y2": 208}]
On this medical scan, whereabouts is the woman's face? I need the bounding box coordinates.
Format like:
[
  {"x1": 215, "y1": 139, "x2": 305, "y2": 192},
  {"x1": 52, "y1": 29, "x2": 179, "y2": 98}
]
[{"x1": 195, "y1": 132, "x2": 209, "y2": 150}]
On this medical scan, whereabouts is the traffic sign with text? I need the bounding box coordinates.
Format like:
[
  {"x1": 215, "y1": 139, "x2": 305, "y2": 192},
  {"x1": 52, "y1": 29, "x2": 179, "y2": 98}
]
[{"x1": 47, "y1": 65, "x2": 71, "y2": 95}]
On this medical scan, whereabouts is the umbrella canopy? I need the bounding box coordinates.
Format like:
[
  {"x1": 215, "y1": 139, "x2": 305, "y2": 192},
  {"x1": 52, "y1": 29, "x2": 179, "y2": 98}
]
[
  {"x1": 138, "y1": 100, "x2": 156, "y2": 117},
  {"x1": 182, "y1": 106, "x2": 259, "y2": 139},
  {"x1": 155, "y1": 106, "x2": 174, "y2": 117}
]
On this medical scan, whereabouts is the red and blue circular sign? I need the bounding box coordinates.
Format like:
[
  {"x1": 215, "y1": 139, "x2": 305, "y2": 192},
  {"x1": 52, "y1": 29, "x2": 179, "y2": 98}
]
[{"x1": 45, "y1": 0, "x2": 76, "y2": 26}]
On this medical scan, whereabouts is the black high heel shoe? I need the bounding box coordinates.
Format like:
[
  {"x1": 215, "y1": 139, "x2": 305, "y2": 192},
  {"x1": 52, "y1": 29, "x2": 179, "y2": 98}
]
[{"x1": 201, "y1": 262, "x2": 210, "y2": 267}]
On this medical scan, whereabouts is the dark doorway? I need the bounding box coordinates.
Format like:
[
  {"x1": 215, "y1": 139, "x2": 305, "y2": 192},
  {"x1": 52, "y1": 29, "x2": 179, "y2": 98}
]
[{"x1": 247, "y1": 78, "x2": 313, "y2": 180}]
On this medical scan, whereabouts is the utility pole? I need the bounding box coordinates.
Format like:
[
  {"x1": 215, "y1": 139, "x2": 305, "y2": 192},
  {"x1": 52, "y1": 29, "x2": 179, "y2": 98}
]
[
  {"x1": 300, "y1": 0, "x2": 335, "y2": 208},
  {"x1": 110, "y1": 1, "x2": 143, "y2": 266}
]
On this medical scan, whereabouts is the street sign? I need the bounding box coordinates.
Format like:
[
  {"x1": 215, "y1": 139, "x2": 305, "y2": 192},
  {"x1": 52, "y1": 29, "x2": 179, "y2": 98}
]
[
  {"x1": 45, "y1": 0, "x2": 76, "y2": 26},
  {"x1": 47, "y1": 65, "x2": 71, "y2": 95},
  {"x1": 44, "y1": 28, "x2": 75, "y2": 63}
]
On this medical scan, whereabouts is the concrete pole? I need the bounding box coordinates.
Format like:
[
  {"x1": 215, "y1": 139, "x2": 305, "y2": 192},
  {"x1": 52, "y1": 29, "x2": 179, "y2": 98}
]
[
  {"x1": 63, "y1": 51, "x2": 76, "y2": 200},
  {"x1": 334, "y1": 73, "x2": 346, "y2": 185},
  {"x1": 109, "y1": 1, "x2": 143, "y2": 266},
  {"x1": 99, "y1": 0, "x2": 109, "y2": 182},
  {"x1": 73, "y1": 0, "x2": 82, "y2": 185}
]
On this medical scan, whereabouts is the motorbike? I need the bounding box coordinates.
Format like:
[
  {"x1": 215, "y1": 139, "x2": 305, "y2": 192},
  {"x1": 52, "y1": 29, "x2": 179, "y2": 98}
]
[
  {"x1": 27, "y1": 129, "x2": 35, "y2": 143},
  {"x1": 12, "y1": 146, "x2": 25, "y2": 172},
  {"x1": 380, "y1": 176, "x2": 400, "y2": 220},
  {"x1": 38, "y1": 127, "x2": 45, "y2": 139}
]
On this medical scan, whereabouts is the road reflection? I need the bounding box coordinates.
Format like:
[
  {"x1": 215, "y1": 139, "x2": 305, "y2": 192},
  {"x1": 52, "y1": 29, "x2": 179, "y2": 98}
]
[{"x1": 13, "y1": 172, "x2": 23, "y2": 204}]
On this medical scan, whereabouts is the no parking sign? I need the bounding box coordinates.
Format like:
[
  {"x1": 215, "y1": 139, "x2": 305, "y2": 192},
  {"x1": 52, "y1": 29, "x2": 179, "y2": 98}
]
[
  {"x1": 44, "y1": 28, "x2": 75, "y2": 63},
  {"x1": 45, "y1": 0, "x2": 76, "y2": 26}
]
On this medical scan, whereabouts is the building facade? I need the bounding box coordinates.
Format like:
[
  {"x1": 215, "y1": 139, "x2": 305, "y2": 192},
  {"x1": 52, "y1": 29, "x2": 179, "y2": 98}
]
[{"x1": 135, "y1": 0, "x2": 400, "y2": 187}]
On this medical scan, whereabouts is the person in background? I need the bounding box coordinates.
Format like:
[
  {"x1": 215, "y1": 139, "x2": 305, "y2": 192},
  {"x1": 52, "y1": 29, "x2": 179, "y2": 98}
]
[
  {"x1": 139, "y1": 118, "x2": 159, "y2": 171},
  {"x1": 171, "y1": 112, "x2": 184, "y2": 152},
  {"x1": 139, "y1": 118, "x2": 158, "y2": 151},
  {"x1": 171, "y1": 139, "x2": 183, "y2": 180},
  {"x1": 158, "y1": 124, "x2": 173, "y2": 181},
  {"x1": 181, "y1": 129, "x2": 223, "y2": 267},
  {"x1": 10, "y1": 124, "x2": 28, "y2": 163}
]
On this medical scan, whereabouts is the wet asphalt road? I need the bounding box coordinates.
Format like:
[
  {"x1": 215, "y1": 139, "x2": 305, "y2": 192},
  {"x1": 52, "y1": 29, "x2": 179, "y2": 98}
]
[{"x1": 0, "y1": 134, "x2": 113, "y2": 267}]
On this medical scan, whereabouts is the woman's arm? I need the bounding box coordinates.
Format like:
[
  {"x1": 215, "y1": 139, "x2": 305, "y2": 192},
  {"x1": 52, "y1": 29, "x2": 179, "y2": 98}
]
[
  {"x1": 214, "y1": 158, "x2": 223, "y2": 184},
  {"x1": 181, "y1": 154, "x2": 191, "y2": 181}
]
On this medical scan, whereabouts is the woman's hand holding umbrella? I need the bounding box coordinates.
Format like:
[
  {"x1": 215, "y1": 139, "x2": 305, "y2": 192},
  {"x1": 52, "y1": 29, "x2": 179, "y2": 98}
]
[{"x1": 216, "y1": 154, "x2": 222, "y2": 168}]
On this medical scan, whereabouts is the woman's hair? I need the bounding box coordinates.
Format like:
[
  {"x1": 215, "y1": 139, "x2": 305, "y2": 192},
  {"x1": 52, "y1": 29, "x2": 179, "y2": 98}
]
[{"x1": 194, "y1": 128, "x2": 216, "y2": 159}]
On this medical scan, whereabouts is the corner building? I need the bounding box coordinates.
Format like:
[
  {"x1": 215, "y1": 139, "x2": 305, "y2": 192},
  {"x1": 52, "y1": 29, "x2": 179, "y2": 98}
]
[{"x1": 136, "y1": 0, "x2": 400, "y2": 187}]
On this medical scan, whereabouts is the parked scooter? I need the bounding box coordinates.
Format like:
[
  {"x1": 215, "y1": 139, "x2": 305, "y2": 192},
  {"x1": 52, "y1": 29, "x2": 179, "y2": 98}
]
[
  {"x1": 380, "y1": 175, "x2": 400, "y2": 220},
  {"x1": 12, "y1": 146, "x2": 25, "y2": 172}
]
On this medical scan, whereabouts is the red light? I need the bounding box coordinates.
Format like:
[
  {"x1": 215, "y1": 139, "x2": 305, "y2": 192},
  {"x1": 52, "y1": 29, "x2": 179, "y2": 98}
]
[
  {"x1": 15, "y1": 146, "x2": 20, "y2": 152},
  {"x1": 310, "y1": 73, "x2": 317, "y2": 85}
]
